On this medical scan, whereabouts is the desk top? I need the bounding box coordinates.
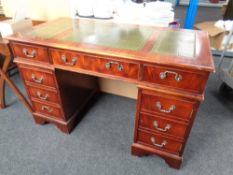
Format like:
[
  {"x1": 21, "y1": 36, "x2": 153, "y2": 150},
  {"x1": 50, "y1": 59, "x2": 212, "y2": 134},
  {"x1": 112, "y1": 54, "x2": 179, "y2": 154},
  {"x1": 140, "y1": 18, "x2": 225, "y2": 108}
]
[{"x1": 6, "y1": 18, "x2": 215, "y2": 72}]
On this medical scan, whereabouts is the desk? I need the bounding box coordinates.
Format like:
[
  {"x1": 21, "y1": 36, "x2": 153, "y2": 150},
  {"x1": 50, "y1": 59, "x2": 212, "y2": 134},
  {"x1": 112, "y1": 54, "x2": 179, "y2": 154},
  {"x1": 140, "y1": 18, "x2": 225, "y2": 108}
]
[{"x1": 6, "y1": 18, "x2": 215, "y2": 169}]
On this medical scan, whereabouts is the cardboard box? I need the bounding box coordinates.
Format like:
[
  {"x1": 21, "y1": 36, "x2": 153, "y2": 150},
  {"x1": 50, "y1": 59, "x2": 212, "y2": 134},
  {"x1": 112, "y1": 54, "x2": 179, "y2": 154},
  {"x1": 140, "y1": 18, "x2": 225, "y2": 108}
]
[
  {"x1": 0, "y1": 19, "x2": 32, "y2": 37},
  {"x1": 195, "y1": 21, "x2": 226, "y2": 50}
]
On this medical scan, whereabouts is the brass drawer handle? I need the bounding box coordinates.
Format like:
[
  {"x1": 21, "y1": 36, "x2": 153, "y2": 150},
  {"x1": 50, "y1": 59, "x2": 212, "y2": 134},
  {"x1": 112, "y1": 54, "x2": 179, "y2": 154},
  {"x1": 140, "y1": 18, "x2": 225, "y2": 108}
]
[
  {"x1": 153, "y1": 120, "x2": 171, "y2": 132},
  {"x1": 41, "y1": 105, "x2": 53, "y2": 113},
  {"x1": 105, "y1": 61, "x2": 123, "y2": 71},
  {"x1": 160, "y1": 71, "x2": 182, "y2": 82},
  {"x1": 36, "y1": 91, "x2": 49, "y2": 100},
  {"x1": 151, "y1": 137, "x2": 167, "y2": 148},
  {"x1": 22, "y1": 48, "x2": 37, "y2": 58},
  {"x1": 156, "y1": 101, "x2": 176, "y2": 114},
  {"x1": 61, "y1": 55, "x2": 77, "y2": 66},
  {"x1": 31, "y1": 74, "x2": 44, "y2": 84}
]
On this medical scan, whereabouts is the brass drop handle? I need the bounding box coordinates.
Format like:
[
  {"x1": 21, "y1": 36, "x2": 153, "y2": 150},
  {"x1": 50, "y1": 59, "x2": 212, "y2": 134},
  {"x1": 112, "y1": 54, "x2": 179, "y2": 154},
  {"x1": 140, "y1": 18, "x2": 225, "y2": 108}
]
[
  {"x1": 22, "y1": 48, "x2": 37, "y2": 58},
  {"x1": 36, "y1": 91, "x2": 49, "y2": 101},
  {"x1": 31, "y1": 74, "x2": 44, "y2": 84},
  {"x1": 105, "y1": 61, "x2": 124, "y2": 71},
  {"x1": 156, "y1": 101, "x2": 176, "y2": 114},
  {"x1": 153, "y1": 120, "x2": 171, "y2": 132},
  {"x1": 151, "y1": 137, "x2": 167, "y2": 148},
  {"x1": 61, "y1": 55, "x2": 77, "y2": 66},
  {"x1": 41, "y1": 106, "x2": 53, "y2": 113},
  {"x1": 160, "y1": 71, "x2": 182, "y2": 82}
]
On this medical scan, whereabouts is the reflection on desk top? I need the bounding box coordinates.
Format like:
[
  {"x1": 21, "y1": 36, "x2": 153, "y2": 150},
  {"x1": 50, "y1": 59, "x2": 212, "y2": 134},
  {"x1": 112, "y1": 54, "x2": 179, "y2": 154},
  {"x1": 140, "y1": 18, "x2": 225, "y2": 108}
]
[{"x1": 6, "y1": 18, "x2": 215, "y2": 72}]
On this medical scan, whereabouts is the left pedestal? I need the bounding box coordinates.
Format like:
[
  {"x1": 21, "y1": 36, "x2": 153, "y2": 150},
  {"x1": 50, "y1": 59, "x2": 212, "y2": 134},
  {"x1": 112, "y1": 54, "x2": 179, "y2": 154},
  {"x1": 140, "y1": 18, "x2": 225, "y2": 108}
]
[
  {"x1": 17, "y1": 63, "x2": 98, "y2": 134},
  {"x1": 12, "y1": 42, "x2": 99, "y2": 134}
]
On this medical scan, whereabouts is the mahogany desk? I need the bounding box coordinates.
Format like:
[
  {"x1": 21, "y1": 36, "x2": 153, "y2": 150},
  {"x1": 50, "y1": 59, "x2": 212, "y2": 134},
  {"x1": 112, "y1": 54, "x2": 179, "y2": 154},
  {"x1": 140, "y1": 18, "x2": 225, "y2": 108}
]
[{"x1": 6, "y1": 18, "x2": 215, "y2": 169}]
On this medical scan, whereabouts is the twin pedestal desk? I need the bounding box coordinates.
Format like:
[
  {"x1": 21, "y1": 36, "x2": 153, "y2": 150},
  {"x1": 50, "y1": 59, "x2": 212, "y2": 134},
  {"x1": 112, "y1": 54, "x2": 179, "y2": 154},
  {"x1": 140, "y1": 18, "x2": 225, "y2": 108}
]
[{"x1": 6, "y1": 18, "x2": 215, "y2": 169}]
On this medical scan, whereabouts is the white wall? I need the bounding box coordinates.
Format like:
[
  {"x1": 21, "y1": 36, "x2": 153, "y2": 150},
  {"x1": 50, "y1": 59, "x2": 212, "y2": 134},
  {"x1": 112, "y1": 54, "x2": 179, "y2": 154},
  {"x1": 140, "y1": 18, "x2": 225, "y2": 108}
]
[{"x1": 2, "y1": 0, "x2": 70, "y2": 20}]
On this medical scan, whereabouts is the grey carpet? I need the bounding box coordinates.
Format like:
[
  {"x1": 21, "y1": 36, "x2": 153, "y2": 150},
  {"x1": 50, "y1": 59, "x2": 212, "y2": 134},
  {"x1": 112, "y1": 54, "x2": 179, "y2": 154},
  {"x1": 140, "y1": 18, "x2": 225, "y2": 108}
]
[{"x1": 0, "y1": 57, "x2": 233, "y2": 175}]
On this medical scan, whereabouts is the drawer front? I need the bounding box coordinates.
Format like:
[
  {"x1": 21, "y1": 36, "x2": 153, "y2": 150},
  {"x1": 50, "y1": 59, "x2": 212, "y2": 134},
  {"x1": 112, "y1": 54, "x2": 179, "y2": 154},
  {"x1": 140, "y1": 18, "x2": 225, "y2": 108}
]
[
  {"x1": 139, "y1": 113, "x2": 188, "y2": 139},
  {"x1": 50, "y1": 49, "x2": 83, "y2": 68},
  {"x1": 84, "y1": 56, "x2": 139, "y2": 80},
  {"x1": 140, "y1": 92, "x2": 194, "y2": 120},
  {"x1": 51, "y1": 49, "x2": 139, "y2": 80},
  {"x1": 20, "y1": 67, "x2": 56, "y2": 88},
  {"x1": 137, "y1": 130, "x2": 183, "y2": 154},
  {"x1": 143, "y1": 65, "x2": 207, "y2": 93},
  {"x1": 11, "y1": 43, "x2": 49, "y2": 63},
  {"x1": 32, "y1": 100, "x2": 64, "y2": 119},
  {"x1": 27, "y1": 86, "x2": 60, "y2": 104}
]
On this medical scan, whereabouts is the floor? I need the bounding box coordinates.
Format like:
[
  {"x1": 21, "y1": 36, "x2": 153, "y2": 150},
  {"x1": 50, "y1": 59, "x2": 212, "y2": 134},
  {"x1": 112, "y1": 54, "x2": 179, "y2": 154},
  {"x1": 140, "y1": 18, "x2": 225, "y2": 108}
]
[{"x1": 0, "y1": 57, "x2": 233, "y2": 175}]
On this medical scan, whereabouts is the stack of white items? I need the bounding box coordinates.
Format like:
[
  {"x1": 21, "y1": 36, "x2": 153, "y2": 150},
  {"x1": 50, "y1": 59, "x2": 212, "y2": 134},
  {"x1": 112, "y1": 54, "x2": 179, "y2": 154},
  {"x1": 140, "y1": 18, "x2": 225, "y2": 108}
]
[
  {"x1": 215, "y1": 20, "x2": 233, "y2": 51},
  {"x1": 114, "y1": 0, "x2": 174, "y2": 27},
  {"x1": 141, "y1": 1, "x2": 174, "y2": 27},
  {"x1": 75, "y1": 0, "x2": 117, "y2": 19}
]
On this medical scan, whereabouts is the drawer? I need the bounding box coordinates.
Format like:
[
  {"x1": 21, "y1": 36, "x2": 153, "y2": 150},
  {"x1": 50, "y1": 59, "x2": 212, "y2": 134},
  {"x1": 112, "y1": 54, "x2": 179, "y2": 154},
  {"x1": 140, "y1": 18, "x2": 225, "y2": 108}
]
[
  {"x1": 51, "y1": 49, "x2": 139, "y2": 80},
  {"x1": 83, "y1": 55, "x2": 139, "y2": 80},
  {"x1": 140, "y1": 90, "x2": 195, "y2": 120},
  {"x1": 32, "y1": 100, "x2": 64, "y2": 120},
  {"x1": 137, "y1": 130, "x2": 183, "y2": 154},
  {"x1": 20, "y1": 67, "x2": 57, "y2": 88},
  {"x1": 50, "y1": 49, "x2": 83, "y2": 68},
  {"x1": 11, "y1": 43, "x2": 50, "y2": 63},
  {"x1": 142, "y1": 65, "x2": 208, "y2": 93},
  {"x1": 139, "y1": 113, "x2": 188, "y2": 139},
  {"x1": 27, "y1": 86, "x2": 60, "y2": 104}
]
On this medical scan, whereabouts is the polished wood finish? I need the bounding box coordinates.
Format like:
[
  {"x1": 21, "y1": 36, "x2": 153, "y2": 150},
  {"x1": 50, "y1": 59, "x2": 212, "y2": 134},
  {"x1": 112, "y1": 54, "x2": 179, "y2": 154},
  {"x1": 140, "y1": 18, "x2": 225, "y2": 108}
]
[
  {"x1": 32, "y1": 99, "x2": 64, "y2": 119},
  {"x1": 142, "y1": 65, "x2": 209, "y2": 93},
  {"x1": 19, "y1": 65, "x2": 57, "y2": 88},
  {"x1": 140, "y1": 89, "x2": 197, "y2": 121},
  {"x1": 137, "y1": 129, "x2": 183, "y2": 154},
  {"x1": 11, "y1": 43, "x2": 50, "y2": 63},
  {"x1": 138, "y1": 112, "x2": 188, "y2": 139},
  {"x1": 131, "y1": 143, "x2": 183, "y2": 169},
  {"x1": 51, "y1": 49, "x2": 139, "y2": 81},
  {"x1": 133, "y1": 87, "x2": 201, "y2": 168},
  {"x1": 27, "y1": 85, "x2": 60, "y2": 104},
  {"x1": 6, "y1": 18, "x2": 215, "y2": 169}
]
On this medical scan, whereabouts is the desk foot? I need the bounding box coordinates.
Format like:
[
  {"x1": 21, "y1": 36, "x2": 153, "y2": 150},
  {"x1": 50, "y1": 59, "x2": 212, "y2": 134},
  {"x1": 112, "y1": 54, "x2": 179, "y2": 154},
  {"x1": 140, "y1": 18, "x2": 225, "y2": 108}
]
[
  {"x1": 131, "y1": 143, "x2": 182, "y2": 169},
  {"x1": 34, "y1": 115, "x2": 48, "y2": 125},
  {"x1": 0, "y1": 103, "x2": 5, "y2": 109},
  {"x1": 33, "y1": 113, "x2": 78, "y2": 134},
  {"x1": 165, "y1": 157, "x2": 182, "y2": 169},
  {"x1": 131, "y1": 144, "x2": 148, "y2": 157},
  {"x1": 55, "y1": 123, "x2": 71, "y2": 134}
]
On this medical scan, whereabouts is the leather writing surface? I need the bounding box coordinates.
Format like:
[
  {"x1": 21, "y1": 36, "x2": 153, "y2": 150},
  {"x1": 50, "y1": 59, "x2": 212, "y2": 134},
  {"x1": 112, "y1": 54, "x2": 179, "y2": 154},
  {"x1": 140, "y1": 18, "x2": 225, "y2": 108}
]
[
  {"x1": 151, "y1": 30, "x2": 196, "y2": 58},
  {"x1": 28, "y1": 19, "x2": 72, "y2": 39},
  {"x1": 27, "y1": 19, "x2": 154, "y2": 51}
]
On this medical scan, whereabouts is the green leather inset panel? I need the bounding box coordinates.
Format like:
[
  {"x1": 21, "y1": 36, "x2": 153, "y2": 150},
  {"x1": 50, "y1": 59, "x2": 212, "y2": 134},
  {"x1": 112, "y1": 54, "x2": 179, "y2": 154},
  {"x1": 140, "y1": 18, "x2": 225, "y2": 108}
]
[
  {"x1": 27, "y1": 20, "x2": 73, "y2": 39},
  {"x1": 152, "y1": 30, "x2": 196, "y2": 58},
  {"x1": 61, "y1": 20, "x2": 153, "y2": 51}
]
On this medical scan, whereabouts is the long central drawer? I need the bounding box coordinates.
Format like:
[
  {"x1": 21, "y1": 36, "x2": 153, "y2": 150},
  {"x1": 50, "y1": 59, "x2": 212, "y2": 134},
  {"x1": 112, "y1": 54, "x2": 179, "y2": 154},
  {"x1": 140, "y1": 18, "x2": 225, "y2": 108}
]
[{"x1": 50, "y1": 49, "x2": 139, "y2": 81}]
